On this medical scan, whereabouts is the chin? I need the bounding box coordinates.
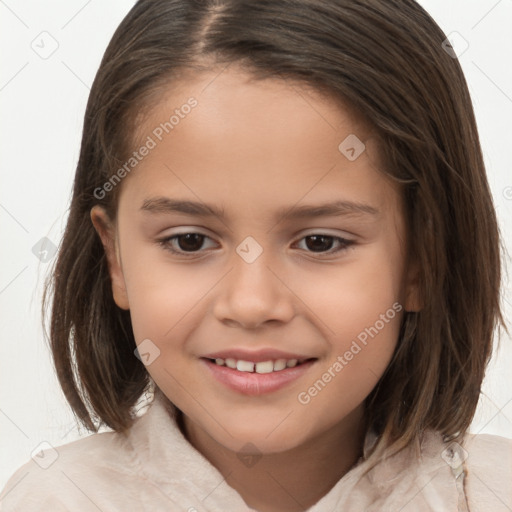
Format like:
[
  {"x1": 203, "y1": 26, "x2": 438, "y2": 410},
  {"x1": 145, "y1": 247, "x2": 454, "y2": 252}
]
[{"x1": 214, "y1": 421, "x2": 309, "y2": 454}]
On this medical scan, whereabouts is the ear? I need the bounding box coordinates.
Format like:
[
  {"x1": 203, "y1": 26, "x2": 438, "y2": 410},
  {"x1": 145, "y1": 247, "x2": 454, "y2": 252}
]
[
  {"x1": 90, "y1": 205, "x2": 130, "y2": 310},
  {"x1": 403, "y1": 259, "x2": 422, "y2": 313}
]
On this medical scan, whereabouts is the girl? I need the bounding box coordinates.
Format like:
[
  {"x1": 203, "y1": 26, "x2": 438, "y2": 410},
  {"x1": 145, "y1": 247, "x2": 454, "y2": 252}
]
[{"x1": 1, "y1": 0, "x2": 510, "y2": 510}]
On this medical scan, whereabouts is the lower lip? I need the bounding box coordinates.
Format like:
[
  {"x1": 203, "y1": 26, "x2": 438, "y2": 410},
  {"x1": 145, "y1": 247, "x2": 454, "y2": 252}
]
[{"x1": 201, "y1": 358, "x2": 317, "y2": 396}]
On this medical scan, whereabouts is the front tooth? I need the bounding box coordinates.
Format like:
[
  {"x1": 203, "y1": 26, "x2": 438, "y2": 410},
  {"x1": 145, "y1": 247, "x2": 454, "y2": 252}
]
[
  {"x1": 286, "y1": 359, "x2": 298, "y2": 368},
  {"x1": 273, "y1": 359, "x2": 287, "y2": 371},
  {"x1": 215, "y1": 358, "x2": 225, "y2": 366},
  {"x1": 237, "y1": 360, "x2": 255, "y2": 372},
  {"x1": 255, "y1": 360, "x2": 274, "y2": 374},
  {"x1": 225, "y1": 358, "x2": 237, "y2": 369}
]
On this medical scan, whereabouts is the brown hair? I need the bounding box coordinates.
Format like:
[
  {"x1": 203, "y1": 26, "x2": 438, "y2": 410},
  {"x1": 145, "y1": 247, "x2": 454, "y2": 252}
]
[{"x1": 42, "y1": 0, "x2": 504, "y2": 472}]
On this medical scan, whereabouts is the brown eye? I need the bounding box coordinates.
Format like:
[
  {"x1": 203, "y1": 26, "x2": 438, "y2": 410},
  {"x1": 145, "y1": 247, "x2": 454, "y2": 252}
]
[
  {"x1": 157, "y1": 232, "x2": 216, "y2": 255},
  {"x1": 304, "y1": 235, "x2": 335, "y2": 252},
  {"x1": 174, "y1": 233, "x2": 205, "y2": 252},
  {"x1": 296, "y1": 234, "x2": 354, "y2": 255}
]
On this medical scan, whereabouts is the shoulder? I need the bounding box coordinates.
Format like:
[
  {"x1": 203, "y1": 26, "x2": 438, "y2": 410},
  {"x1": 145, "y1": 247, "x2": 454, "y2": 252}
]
[
  {"x1": 462, "y1": 432, "x2": 512, "y2": 511},
  {"x1": 0, "y1": 429, "x2": 141, "y2": 512},
  {"x1": 361, "y1": 429, "x2": 512, "y2": 512}
]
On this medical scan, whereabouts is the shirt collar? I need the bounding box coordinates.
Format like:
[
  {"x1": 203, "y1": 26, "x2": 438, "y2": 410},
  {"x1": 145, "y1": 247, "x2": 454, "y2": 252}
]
[
  {"x1": 126, "y1": 387, "x2": 257, "y2": 511},
  {"x1": 126, "y1": 386, "x2": 457, "y2": 511}
]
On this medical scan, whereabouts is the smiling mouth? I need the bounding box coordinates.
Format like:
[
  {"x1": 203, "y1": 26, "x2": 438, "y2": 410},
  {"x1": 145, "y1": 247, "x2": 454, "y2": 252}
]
[
  {"x1": 202, "y1": 356, "x2": 318, "y2": 396},
  {"x1": 204, "y1": 357, "x2": 317, "y2": 374}
]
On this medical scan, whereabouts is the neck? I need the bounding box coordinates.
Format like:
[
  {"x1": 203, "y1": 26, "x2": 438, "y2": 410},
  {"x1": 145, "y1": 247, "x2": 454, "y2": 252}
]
[{"x1": 182, "y1": 405, "x2": 367, "y2": 512}]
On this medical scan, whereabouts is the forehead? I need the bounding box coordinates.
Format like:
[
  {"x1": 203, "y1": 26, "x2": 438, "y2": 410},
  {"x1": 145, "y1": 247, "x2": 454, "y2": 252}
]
[
  {"x1": 134, "y1": 64, "x2": 370, "y2": 160},
  {"x1": 117, "y1": 66, "x2": 400, "y2": 222}
]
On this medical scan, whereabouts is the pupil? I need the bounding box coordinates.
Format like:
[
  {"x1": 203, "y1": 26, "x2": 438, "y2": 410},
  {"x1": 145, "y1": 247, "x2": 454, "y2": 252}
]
[
  {"x1": 179, "y1": 233, "x2": 203, "y2": 251},
  {"x1": 306, "y1": 235, "x2": 333, "y2": 252}
]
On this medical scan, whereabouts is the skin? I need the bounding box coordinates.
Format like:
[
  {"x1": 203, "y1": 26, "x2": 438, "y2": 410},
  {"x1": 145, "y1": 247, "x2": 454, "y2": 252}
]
[{"x1": 91, "y1": 66, "x2": 420, "y2": 512}]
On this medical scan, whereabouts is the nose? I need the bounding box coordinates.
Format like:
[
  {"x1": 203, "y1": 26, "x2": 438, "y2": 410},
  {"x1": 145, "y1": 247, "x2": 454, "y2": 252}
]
[{"x1": 212, "y1": 242, "x2": 295, "y2": 329}]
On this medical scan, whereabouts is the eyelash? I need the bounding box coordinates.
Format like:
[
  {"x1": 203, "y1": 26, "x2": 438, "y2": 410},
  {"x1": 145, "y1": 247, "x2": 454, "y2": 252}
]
[{"x1": 156, "y1": 232, "x2": 355, "y2": 258}]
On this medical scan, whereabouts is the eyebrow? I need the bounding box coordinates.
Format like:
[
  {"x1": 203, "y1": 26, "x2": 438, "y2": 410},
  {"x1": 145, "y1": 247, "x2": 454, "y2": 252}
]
[{"x1": 140, "y1": 197, "x2": 379, "y2": 221}]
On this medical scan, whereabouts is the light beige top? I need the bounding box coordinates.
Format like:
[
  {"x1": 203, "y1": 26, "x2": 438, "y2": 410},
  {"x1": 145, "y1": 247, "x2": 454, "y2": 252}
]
[{"x1": 1, "y1": 390, "x2": 511, "y2": 511}]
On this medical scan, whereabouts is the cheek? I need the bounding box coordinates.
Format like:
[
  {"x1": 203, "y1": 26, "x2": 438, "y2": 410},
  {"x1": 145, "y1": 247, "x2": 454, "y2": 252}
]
[
  {"x1": 121, "y1": 249, "x2": 208, "y2": 401},
  {"x1": 329, "y1": 266, "x2": 402, "y2": 343},
  {"x1": 295, "y1": 244, "x2": 404, "y2": 392},
  {"x1": 119, "y1": 239, "x2": 216, "y2": 340},
  {"x1": 296, "y1": 243, "x2": 404, "y2": 339},
  {"x1": 297, "y1": 289, "x2": 403, "y2": 428}
]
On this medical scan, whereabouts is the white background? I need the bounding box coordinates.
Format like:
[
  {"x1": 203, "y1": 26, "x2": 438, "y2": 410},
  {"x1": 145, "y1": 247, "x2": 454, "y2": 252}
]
[{"x1": 1, "y1": 0, "x2": 511, "y2": 490}]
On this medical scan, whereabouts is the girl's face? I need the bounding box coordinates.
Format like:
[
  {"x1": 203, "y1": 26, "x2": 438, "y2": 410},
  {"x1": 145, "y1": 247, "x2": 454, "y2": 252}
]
[{"x1": 92, "y1": 66, "x2": 419, "y2": 455}]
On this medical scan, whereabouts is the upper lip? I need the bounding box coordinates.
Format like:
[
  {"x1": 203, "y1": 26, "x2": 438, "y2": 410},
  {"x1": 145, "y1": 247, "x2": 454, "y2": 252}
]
[{"x1": 201, "y1": 348, "x2": 316, "y2": 363}]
